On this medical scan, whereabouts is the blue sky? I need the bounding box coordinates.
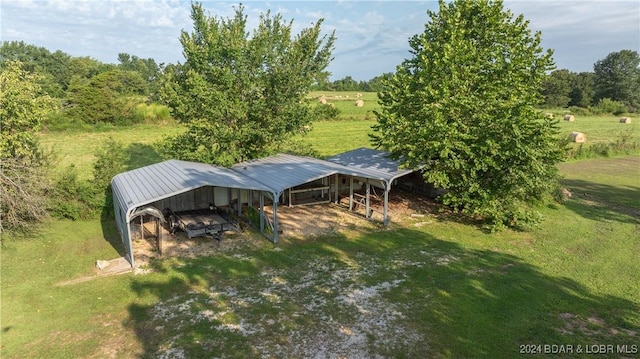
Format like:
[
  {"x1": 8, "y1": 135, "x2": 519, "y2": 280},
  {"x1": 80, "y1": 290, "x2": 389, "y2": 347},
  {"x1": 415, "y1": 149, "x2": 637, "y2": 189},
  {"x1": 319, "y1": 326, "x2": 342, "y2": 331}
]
[{"x1": 1, "y1": 0, "x2": 639, "y2": 81}]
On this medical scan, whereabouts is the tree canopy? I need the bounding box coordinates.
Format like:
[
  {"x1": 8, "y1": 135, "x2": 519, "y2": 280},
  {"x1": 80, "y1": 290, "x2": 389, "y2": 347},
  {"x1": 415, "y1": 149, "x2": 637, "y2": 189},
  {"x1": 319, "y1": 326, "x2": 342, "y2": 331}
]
[
  {"x1": 0, "y1": 61, "x2": 57, "y2": 233},
  {"x1": 65, "y1": 69, "x2": 147, "y2": 124},
  {"x1": 159, "y1": 2, "x2": 336, "y2": 166},
  {"x1": 371, "y1": 0, "x2": 564, "y2": 229},
  {"x1": 593, "y1": 49, "x2": 640, "y2": 110}
]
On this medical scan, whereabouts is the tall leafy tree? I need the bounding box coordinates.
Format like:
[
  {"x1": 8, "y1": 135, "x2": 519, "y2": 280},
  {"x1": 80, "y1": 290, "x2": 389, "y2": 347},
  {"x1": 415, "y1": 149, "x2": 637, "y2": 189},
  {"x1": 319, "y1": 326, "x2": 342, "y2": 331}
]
[
  {"x1": 371, "y1": 0, "x2": 564, "y2": 229},
  {"x1": 0, "y1": 61, "x2": 57, "y2": 233},
  {"x1": 117, "y1": 53, "x2": 161, "y2": 95},
  {"x1": 65, "y1": 69, "x2": 147, "y2": 124},
  {"x1": 542, "y1": 69, "x2": 575, "y2": 108},
  {"x1": 569, "y1": 71, "x2": 595, "y2": 108},
  {"x1": 593, "y1": 49, "x2": 640, "y2": 110},
  {"x1": 0, "y1": 41, "x2": 72, "y2": 97},
  {"x1": 159, "y1": 2, "x2": 335, "y2": 166}
]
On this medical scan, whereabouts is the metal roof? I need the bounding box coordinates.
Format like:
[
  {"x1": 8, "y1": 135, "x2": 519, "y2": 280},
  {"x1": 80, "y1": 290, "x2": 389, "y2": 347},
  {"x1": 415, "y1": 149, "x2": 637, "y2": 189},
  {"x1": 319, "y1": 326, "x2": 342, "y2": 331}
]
[
  {"x1": 231, "y1": 154, "x2": 340, "y2": 194},
  {"x1": 111, "y1": 159, "x2": 276, "y2": 214},
  {"x1": 112, "y1": 149, "x2": 418, "y2": 215},
  {"x1": 325, "y1": 147, "x2": 415, "y2": 184}
]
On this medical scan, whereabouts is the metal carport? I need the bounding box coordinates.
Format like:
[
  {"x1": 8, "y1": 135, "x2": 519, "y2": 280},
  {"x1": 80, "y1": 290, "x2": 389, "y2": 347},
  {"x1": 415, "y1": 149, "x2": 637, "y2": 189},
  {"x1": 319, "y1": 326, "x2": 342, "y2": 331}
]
[
  {"x1": 111, "y1": 159, "x2": 277, "y2": 268},
  {"x1": 111, "y1": 149, "x2": 420, "y2": 267}
]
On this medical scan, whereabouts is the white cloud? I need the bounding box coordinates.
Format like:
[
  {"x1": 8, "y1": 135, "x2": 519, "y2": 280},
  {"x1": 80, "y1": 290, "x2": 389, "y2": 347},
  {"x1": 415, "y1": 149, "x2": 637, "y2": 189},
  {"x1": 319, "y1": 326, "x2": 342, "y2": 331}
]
[{"x1": 1, "y1": 0, "x2": 637, "y2": 79}]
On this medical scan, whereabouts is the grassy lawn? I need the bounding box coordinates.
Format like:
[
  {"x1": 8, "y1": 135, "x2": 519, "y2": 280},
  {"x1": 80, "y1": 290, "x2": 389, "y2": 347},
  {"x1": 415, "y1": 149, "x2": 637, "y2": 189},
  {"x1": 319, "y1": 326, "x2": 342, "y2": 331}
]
[
  {"x1": 38, "y1": 124, "x2": 177, "y2": 179},
  {"x1": 304, "y1": 119, "x2": 377, "y2": 158},
  {"x1": 11, "y1": 100, "x2": 639, "y2": 357},
  {"x1": 2, "y1": 156, "x2": 638, "y2": 358},
  {"x1": 38, "y1": 94, "x2": 639, "y2": 179}
]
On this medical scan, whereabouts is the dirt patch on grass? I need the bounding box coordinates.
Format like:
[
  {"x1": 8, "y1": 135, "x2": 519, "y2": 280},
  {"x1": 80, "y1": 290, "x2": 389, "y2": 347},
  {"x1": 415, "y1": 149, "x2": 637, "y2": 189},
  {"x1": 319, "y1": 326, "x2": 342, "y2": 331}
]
[{"x1": 556, "y1": 313, "x2": 638, "y2": 338}]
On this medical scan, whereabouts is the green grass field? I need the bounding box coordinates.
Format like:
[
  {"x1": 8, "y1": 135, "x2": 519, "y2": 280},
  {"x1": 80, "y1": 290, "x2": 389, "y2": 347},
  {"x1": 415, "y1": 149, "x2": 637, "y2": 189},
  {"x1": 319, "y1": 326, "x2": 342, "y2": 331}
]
[
  {"x1": 38, "y1": 93, "x2": 640, "y2": 179},
  {"x1": 309, "y1": 90, "x2": 381, "y2": 119},
  {"x1": 2, "y1": 156, "x2": 638, "y2": 358},
  {"x1": 4, "y1": 104, "x2": 640, "y2": 357}
]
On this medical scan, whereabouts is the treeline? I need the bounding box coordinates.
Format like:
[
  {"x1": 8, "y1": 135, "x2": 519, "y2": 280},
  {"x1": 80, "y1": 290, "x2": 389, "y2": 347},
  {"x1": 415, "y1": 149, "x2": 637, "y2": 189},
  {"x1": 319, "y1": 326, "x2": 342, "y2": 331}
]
[
  {"x1": 541, "y1": 49, "x2": 639, "y2": 113},
  {"x1": 2, "y1": 41, "x2": 639, "y2": 133},
  {"x1": 314, "y1": 51, "x2": 640, "y2": 116},
  {"x1": 311, "y1": 73, "x2": 393, "y2": 92},
  {"x1": 0, "y1": 41, "x2": 167, "y2": 130}
]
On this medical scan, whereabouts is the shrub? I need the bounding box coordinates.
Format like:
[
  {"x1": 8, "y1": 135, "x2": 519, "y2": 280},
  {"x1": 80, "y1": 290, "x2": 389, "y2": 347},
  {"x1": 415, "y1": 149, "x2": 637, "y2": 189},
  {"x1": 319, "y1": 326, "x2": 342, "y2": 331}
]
[
  {"x1": 93, "y1": 138, "x2": 129, "y2": 219},
  {"x1": 49, "y1": 139, "x2": 129, "y2": 220},
  {"x1": 133, "y1": 103, "x2": 173, "y2": 124},
  {"x1": 49, "y1": 165, "x2": 101, "y2": 220},
  {"x1": 590, "y1": 98, "x2": 627, "y2": 115},
  {"x1": 44, "y1": 112, "x2": 91, "y2": 132},
  {"x1": 313, "y1": 103, "x2": 340, "y2": 120}
]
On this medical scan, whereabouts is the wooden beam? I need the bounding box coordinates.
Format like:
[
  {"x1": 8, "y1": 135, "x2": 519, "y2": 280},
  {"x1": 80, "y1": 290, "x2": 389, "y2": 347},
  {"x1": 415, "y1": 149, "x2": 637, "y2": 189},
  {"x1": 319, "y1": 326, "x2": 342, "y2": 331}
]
[
  {"x1": 365, "y1": 181, "x2": 371, "y2": 219},
  {"x1": 237, "y1": 188, "x2": 241, "y2": 216},
  {"x1": 273, "y1": 197, "x2": 279, "y2": 243},
  {"x1": 260, "y1": 192, "x2": 265, "y2": 232},
  {"x1": 334, "y1": 174, "x2": 339, "y2": 203},
  {"x1": 349, "y1": 177, "x2": 354, "y2": 211},
  {"x1": 384, "y1": 187, "x2": 390, "y2": 226},
  {"x1": 289, "y1": 186, "x2": 330, "y2": 194},
  {"x1": 156, "y1": 219, "x2": 163, "y2": 255}
]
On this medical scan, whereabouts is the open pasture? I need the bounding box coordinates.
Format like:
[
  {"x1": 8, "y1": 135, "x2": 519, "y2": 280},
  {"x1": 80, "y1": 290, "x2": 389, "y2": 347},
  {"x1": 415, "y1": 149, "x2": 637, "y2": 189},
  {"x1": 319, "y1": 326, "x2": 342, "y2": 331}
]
[
  {"x1": 309, "y1": 90, "x2": 381, "y2": 119},
  {"x1": 2, "y1": 156, "x2": 638, "y2": 358},
  {"x1": 554, "y1": 113, "x2": 639, "y2": 145},
  {"x1": 5, "y1": 122, "x2": 640, "y2": 358}
]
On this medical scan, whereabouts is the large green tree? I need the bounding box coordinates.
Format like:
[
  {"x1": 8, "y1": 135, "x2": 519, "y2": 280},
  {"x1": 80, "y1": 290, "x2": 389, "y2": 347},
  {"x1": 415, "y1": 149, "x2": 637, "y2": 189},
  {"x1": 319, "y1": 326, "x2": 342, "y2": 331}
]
[
  {"x1": 371, "y1": 0, "x2": 564, "y2": 229},
  {"x1": 568, "y1": 71, "x2": 595, "y2": 108},
  {"x1": 593, "y1": 49, "x2": 640, "y2": 110},
  {"x1": 542, "y1": 69, "x2": 575, "y2": 108},
  {"x1": 0, "y1": 61, "x2": 57, "y2": 233},
  {"x1": 117, "y1": 53, "x2": 161, "y2": 95},
  {"x1": 159, "y1": 3, "x2": 335, "y2": 166},
  {"x1": 65, "y1": 69, "x2": 147, "y2": 124}
]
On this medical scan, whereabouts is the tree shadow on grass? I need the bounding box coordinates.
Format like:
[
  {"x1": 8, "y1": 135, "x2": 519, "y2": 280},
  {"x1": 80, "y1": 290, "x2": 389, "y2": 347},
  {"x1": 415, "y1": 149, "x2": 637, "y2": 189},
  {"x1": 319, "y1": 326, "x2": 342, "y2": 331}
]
[
  {"x1": 99, "y1": 215, "x2": 127, "y2": 258},
  {"x1": 126, "y1": 143, "x2": 163, "y2": 170},
  {"x1": 561, "y1": 179, "x2": 640, "y2": 224},
  {"x1": 123, "y1": 227, "x2": 639, "y2": 358},
  {"x1": 99, "y1": 142, "x2": 163, "y2": 258}
]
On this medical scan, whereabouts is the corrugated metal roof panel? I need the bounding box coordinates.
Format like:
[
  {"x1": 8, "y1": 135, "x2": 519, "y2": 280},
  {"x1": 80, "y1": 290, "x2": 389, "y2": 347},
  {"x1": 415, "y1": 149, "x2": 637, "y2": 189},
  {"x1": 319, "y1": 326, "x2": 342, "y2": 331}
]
[
  {"x1": 232, "y1": 154, "x2": 341, "y2": 194},
  {"x1": 111, "y1": 159, "x2": 276, "y2": 214},
  {"x1": 325, "y1": 147, "x2": 415, "y2": 183},
  {"x1": 112, "y1": 150, "x2": 418, "y2": 215}
]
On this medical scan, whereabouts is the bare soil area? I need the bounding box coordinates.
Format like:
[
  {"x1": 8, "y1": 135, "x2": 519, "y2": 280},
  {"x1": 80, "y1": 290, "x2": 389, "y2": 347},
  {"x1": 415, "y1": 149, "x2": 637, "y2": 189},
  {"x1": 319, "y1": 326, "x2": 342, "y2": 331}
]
[{"x1": 132, "y1": 189, "x2": 437, "y2": 268}]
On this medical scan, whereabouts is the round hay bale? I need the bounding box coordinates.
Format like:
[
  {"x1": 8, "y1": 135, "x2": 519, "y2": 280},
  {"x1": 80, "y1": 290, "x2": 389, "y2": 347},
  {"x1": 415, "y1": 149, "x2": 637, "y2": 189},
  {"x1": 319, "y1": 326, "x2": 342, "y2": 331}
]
[
  {"x1": 319, "y1": 98, "x2": 327, "y2": 104},
  {"x1": 355, "y1": 99, "x2": 364, "y2": 107},
  {"x1": 356, "y1": 92, "x2": 362, "y2": 98},
  {"x1": 620, "y1": 117, "x2": 631, "y2": 124},
  {"x1": 545, "y1": 112, "x2": 554, "y2": 119},
  {"x1": 569, "y1": 132, "x2": 586, "y2": 143},
  {"x1": 564, "y1": 114, "x2": 575, "y2": 122}
]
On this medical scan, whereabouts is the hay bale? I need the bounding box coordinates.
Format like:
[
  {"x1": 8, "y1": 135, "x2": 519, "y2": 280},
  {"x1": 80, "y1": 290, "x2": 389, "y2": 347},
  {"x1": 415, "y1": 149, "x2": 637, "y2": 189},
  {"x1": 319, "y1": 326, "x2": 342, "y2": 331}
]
[
  {"x1": 564, "y1": 114, "x2": 575, "y2": 122},
  {"x1": 620, "y1": 117, "x2": 631, "y2": 124},
  {"x1": 355, "y1": 99, "x2": 364, "y2": 107},
  {"x1": 319, "y1": 98, "x2": 327, "y2": 104},
  {"x1": 545, "y1": 112, "x2": 554, "y2": 119},
  {"x1": 569, "y1": 131, "x2": 586, "y2": 143},
  {"x1": 355, "y1": 92, "x2": 362, "y2": 98}
]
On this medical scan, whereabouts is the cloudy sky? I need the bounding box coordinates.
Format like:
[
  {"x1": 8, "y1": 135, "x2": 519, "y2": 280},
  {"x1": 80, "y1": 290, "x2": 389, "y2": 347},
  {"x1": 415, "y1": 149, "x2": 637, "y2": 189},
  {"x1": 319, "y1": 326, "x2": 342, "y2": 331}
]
[{"x1": 1, "y1": 0, "x2": 639, "y2": 81}]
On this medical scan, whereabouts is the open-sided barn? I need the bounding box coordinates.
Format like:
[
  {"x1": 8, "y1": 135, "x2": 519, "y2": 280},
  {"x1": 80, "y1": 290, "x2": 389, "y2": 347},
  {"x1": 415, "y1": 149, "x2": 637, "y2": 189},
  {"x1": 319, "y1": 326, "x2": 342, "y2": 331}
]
[{"x1": 111, "y1": 148, "x2": 421, "y2": 267}]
